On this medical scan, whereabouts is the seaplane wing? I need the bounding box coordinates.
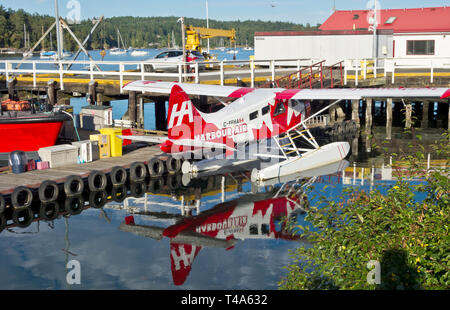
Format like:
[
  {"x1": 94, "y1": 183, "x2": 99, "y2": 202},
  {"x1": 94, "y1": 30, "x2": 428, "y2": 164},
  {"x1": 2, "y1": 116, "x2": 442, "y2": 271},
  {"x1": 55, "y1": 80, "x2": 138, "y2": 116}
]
[
  {"x1": 123, "y1": 80, "x2": 276, "y2": 98},
  {"x1": 124, "y1": 80, "x2": 449, "y2": 100},
  {"x1": 117, "y1": 135, "x2": 166, "y2": 144},
  {"x1": 117, "y1": 135, "x2": 235, "y2": 151},
  {"x1": 283, "y1": 87, "x2": 450, "y2": 100}
]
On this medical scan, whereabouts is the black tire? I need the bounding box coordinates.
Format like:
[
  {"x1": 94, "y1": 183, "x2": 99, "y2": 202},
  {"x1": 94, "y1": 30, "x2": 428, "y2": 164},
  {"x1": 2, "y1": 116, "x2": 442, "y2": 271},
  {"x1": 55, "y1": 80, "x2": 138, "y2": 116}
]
[
  {"x1": 130, "y1": 182, "x2": 146, "y2": 198},
  {"x1": 166, "y1": 156, "x2": 182, "y2": 174},
  {"x1": 88, "y1": 170, "x2": 107, "y2": 192},
  {"x1": 147, "y1": 158, "x2": 165, "y2": 178},
  {"x1": 147, "y1": 178, "x2": 164, "y2": 193},
  {"x1": 0, "y1": 194, "x2": 5, "y2": 214},
  {"x1": 0, "y1": 214, "x2": 6, "y2": 233},
  {"x1": 38, "y1": 180, "x2": 59, "y2": 203},
  {"x1": 111, "y1": 184, "x2": 128, "y2": 203},
  {"x1": 12, "y1": 207, "x2": 34, "y2": 228},
  {"x1": 11, "y1": 186, "x2": 33, "y2": 209},
  {"x1": 110, "y1": 166, "x2": 127, "y2": 186},
  {"x1": 129, "y1": 162, "x2": 147, "y2": 182},
  {"x1": 39, "y1": 202, "x2": 60, "y2": 221},
  {"x1": 332, "y1": 122, "x2": 343, "y2": 137},
  {"x1": 167, "y1": 174, "x2": 182, "y2": 190},
  {"x1": 64, "y1": 175, "x2": 84, "y2": 196},
  {"x1": 65, "y1": 195, "x2": 84, "y2": 215},
  {"x1": 89, "y1": 190, "x2": 107, "y2": 209}
]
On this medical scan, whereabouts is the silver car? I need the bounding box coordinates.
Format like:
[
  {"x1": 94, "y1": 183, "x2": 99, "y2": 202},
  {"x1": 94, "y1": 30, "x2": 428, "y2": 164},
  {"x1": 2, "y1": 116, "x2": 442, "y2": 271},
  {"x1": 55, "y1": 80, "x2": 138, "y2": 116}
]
[{"x1": 144, "y1": 49, "x2": 206, "y2": 72}]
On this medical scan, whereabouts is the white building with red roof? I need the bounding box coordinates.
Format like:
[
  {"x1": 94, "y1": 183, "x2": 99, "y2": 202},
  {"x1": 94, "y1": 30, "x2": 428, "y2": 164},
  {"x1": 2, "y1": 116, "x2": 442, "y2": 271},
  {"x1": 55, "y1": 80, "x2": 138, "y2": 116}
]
[
  {"x1": 320, "y1": 6, "x2": 450, "y2": 58},
  {"x1": 254, "y1": 6, "x2": 450, "y2": 65}
]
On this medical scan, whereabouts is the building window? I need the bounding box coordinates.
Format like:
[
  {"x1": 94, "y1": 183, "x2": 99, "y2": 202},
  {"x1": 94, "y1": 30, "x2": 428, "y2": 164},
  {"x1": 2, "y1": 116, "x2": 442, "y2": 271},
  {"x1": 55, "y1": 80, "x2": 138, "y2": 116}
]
[{"x1": 407, "y1": 40, "x2": 435, "y2": 55}]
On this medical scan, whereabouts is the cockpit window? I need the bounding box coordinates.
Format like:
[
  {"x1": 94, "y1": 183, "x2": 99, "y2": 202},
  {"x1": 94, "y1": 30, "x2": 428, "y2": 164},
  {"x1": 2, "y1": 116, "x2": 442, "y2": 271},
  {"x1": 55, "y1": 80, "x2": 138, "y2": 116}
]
[
  {"x1": 274, "y1": 101, "x2": 286, "y2": 116},
  {"x1": 262, "y1": 105, "x2": 270, "y2": 115},
  {"x1": 249, "y1": 224, "x2": 258, "y2": 235}
]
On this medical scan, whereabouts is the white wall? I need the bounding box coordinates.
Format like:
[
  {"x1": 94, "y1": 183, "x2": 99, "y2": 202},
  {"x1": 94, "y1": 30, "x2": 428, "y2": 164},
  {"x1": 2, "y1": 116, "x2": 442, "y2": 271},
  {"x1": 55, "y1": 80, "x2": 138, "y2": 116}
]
[
  {"x1": 393, "y1": 33, "x2": 450, "y2": 64},
  {"x1": 254, "y1": 34, "x2": 393, "y2": 66}
]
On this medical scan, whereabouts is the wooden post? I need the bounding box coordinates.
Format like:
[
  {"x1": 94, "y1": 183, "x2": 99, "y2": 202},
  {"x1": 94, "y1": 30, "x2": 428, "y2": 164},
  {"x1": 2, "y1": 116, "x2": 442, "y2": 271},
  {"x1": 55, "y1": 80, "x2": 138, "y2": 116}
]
[
  {"x1": 128, "y1": 91, "x2": 137, "y2": 128},
  {"x1": 352, "y1": 99, "x2": 360, "y2": 127},
  {"x1": 421, "y1": 101, "x2": 429, "y2": 129},
  {"x1": 47, "y1": 79, "x2": 57, "y2": 106},
  {"x1": 329, "y1": 105, "x2": 336, "y2": 125},
  {"x1": 138, "y1": 95, "x2": 144, "y2": 129},
  {"x1": 365, "y1": 98, "x2": 373, "y2": 136},
  {"x1": 155, "y1": 97, "x2": 167, "y2": 131},
  {"x1": 405, "y1": 101, "x2": 412, "y2": 129},
  {"x1": 88, "y1": 80, "x2": 97, "y2": 105},
  {"x1": 386, "y1": 98, "x2": 393, "y2": 140},
  {"x1": 7, "y1": 77, "x2": 17, "y2": 101}
]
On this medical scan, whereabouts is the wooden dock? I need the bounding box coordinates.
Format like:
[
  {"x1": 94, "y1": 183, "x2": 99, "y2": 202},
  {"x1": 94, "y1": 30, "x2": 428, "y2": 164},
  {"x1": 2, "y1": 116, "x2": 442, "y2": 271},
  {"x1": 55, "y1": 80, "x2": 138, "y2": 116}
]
[{"x1": 0, "y1": 144, "x2": 162, "y2": 196}]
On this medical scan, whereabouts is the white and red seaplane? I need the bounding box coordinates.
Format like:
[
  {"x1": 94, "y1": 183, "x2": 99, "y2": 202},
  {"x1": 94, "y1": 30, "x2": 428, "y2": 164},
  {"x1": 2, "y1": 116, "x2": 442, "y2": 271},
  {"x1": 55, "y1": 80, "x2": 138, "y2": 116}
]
[{"x1": 121, "y1": 81, "x2": 450, "y2": 181}]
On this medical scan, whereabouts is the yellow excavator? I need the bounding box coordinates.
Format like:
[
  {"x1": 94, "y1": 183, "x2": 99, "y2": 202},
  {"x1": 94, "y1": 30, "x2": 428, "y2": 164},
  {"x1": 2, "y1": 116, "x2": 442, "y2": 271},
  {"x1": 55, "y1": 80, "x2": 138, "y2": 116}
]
[{"x1": 184, "y1": 25, "x2": 236, "y2": 55}]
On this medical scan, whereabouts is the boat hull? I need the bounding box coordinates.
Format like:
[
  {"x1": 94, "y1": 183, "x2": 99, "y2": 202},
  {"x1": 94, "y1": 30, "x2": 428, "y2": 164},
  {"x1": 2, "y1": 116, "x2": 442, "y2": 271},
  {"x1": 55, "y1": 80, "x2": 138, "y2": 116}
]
[{"x1": 0, "y1": 114, "x2": 69, "y2": 153}]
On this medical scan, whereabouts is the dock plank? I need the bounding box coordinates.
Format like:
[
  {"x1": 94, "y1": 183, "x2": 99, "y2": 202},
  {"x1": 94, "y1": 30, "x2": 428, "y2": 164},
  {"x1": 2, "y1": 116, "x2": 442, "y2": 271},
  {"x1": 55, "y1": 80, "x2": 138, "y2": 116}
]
[{"x1": 0, "y1": 145, "x2": 162, "y2": 195}]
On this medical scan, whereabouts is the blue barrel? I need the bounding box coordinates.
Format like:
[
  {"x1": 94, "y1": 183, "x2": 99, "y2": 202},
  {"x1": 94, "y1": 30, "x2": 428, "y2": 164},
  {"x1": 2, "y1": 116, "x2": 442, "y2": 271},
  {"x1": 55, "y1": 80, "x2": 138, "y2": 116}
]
[{"x1": 9, "y1": 151, "x2": 27, "y2": 174}]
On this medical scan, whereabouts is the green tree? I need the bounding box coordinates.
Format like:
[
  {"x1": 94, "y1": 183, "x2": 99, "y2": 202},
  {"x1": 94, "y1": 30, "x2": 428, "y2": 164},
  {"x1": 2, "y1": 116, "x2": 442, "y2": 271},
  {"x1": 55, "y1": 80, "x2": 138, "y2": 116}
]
[{"x1": 279, "y1": 132, "x2": 450, "y2": 290}]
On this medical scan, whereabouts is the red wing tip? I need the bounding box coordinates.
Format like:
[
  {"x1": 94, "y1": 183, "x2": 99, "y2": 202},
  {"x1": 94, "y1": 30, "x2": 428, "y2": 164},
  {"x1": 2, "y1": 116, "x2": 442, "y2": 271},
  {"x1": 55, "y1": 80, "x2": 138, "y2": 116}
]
[{"x1": 441, "y1": 89, "x2": 450, "y2": 99}]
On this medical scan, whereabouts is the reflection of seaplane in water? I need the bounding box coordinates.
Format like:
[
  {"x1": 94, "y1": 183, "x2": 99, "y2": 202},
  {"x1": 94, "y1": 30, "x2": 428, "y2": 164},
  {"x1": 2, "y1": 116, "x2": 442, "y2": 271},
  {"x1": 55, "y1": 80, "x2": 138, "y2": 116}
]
[
  {"x1": 120, "y1": 81, "x2": 450, "y2": 181},
  {"x1": 119, "y1": 160, "x2": 348, "y2": 286}
]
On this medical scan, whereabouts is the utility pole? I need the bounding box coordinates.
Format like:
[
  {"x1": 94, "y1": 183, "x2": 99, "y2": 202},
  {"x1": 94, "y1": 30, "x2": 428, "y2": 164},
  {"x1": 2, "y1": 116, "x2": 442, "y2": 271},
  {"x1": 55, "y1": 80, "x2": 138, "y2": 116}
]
[
  {"x1": 178, "y1": 17, "x2": 186, "y2": 81},
  {"x1": 372, "y1": 2, "x2": 378, "y2": 59},
  {"x1": 206, "y1": 0, "x2": 210, "y2": 53},
  {"x1": 54, "y1": 0, "x2": 63, "y2": 60}
]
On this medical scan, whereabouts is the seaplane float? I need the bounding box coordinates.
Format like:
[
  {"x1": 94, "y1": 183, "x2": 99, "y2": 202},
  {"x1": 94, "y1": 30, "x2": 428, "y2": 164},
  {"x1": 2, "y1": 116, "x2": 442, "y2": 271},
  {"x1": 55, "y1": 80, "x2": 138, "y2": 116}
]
[{"x1": 119, "y1": 81, "x2": 450, "y2": 182}]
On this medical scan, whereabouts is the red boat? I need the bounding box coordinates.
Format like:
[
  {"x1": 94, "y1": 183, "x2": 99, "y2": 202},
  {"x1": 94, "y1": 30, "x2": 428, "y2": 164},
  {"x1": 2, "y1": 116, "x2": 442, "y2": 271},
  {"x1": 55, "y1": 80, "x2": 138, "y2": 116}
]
[{"x1": 0, "y1": 110, "x2": 72, "y2": 153}]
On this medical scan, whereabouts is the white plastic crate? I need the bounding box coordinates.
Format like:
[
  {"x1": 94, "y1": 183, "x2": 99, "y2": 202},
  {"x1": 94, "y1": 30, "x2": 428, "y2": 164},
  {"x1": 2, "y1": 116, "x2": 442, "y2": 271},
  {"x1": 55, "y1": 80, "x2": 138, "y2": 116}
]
[{"x1": 38, "y1": 144, "x2": 79, "y2": 168}]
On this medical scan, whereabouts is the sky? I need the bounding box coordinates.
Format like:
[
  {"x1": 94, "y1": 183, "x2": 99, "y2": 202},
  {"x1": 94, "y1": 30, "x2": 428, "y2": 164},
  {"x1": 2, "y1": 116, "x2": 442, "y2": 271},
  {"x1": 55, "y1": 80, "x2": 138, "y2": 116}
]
[{"x1": 1, "y1": 0, "x2": 450, "y2": 24}]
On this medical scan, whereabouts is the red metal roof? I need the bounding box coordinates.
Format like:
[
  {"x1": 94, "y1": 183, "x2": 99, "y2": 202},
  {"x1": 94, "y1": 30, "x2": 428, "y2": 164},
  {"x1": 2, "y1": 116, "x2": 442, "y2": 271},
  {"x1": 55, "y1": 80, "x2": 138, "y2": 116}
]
[{"x1": 320, "y1": 7, "x2": 450, "y2": 33}]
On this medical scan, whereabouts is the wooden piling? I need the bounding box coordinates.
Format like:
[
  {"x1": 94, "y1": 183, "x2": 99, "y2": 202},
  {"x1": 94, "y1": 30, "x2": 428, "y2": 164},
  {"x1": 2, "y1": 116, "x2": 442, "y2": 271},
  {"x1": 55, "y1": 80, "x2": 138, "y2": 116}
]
[
  {"x1": 351, "y1": 99, "x2": 360, "y2": 127},
  {"x1": 7, "y1": 77, "x2": 17, "y2": 100},
  {"x1": 386, "y1": 98, "x2": 393, "y2": 140},
  {"x1": 365, "y1": 98, "x2": 373, "y2": 136},
  {"x1": 47, "y1": 80, "x2": 57, "y2": 106},
  {"x1": 128, "y1": 91, "x2": 138, "y2": 128},
  {"x1": 88, "y1": 80, "x2": 97, "y2": 105},
  {"x1": 405, "y1": 101, "x2": 412, "y2": 129},
  {"x1": 421, "y1": 101, "x2": 429, "y2": 129},
  {"x1": 155, "y1": 97, "x2": 167, "y2": 131}
]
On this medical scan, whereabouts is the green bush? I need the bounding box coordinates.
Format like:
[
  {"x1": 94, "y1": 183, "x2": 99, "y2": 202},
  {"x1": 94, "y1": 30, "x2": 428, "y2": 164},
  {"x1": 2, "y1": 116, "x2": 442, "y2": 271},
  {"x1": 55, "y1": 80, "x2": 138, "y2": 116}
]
[{"x1": 279, "y1": 132, "x2": 449, "y2": 290}]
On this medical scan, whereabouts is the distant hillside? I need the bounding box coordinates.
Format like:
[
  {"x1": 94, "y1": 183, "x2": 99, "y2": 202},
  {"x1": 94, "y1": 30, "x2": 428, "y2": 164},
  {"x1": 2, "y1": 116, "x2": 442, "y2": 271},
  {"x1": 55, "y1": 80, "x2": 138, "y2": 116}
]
[{"x1": 0, "y1": 6, "x2": 319, "y2": 50}]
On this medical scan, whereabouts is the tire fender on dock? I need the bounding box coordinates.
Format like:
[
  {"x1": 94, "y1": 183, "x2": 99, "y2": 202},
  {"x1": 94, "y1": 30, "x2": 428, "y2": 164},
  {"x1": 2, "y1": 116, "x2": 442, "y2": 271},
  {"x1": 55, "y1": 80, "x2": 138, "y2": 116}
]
[
  {"x1": 89, "y1": 190, "x2": 108, "y2": 209},
  {"x1": 110, "y1": 166, "x2": 127, "y2": 186},
  {"x1": 64, "y1": 175, "x2": 85, "y2": 196},
  {"x1": 148, "y1": 178, "x2": 164, "y2": 193},
  {"x1": 38, "y1": 180, "x2": 59, "y2": 203},
  {"x1": 12, "y1": 207, "x2": 34, "y2": 228},
  {"x1": 148, "y1": 158, "x2": 165, "y2": 178},
  {"x1": 129, "y1": 162, "x2": 148, "y2": 182},
  {"x1": 11, "y1": 186, "x2": 33, "y2": 209},
  {"x1": 65, "y1": 195, "x2": 84, "y2": 215},
  {"x1": 88, "y1": 171, "x2": 108, "y2": 192},
  {"x1": 111, "y1": 184, "x2": 128, "y2": 203},
  {"x1": 0, "y1": 194, "x2": 5, "y2": 214},
  {"x1": 39, "y1": 201, "x2": 60, "y2": 221},
  {"x1": 166, "y1": 156, "x2": 182, "y2": 174},
  {"x1": 130, "y1": 181, "x2": 146, "y2": 198}
]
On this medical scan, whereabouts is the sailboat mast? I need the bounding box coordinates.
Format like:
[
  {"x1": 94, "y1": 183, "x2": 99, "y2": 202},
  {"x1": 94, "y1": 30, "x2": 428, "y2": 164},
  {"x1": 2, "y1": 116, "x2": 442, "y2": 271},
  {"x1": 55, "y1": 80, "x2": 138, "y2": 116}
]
[{"x1": 54, "y1": 0, "x2": 62, "y2": 59}]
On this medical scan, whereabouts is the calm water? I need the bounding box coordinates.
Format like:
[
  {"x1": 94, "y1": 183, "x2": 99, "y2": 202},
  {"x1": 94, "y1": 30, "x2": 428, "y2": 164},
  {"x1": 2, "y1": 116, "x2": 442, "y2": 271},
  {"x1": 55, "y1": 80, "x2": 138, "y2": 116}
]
[{"x1": 0, "y1": 160, "x2": 402, "y2": 290}]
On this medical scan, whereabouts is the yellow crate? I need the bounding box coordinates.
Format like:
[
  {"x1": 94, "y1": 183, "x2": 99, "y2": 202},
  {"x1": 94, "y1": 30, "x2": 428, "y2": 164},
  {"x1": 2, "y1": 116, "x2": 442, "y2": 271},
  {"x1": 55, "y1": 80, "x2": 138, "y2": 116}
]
[
  {"x1": 99, "y1": 128, "x2": 123, "y2": 157},
  {"x1": 90, "y1": 134, "x2": 111, "y2": 159}
]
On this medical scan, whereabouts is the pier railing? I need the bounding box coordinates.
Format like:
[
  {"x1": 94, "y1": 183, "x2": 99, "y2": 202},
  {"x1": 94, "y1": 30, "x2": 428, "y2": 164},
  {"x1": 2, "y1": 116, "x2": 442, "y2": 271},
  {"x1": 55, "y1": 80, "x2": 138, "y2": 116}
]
[
  {"x1": 343, "y1": 57, "x2": 450, "y2": 85},
  {"x1": 0, "y1": 58, "x2": 315, "y2": 92}
]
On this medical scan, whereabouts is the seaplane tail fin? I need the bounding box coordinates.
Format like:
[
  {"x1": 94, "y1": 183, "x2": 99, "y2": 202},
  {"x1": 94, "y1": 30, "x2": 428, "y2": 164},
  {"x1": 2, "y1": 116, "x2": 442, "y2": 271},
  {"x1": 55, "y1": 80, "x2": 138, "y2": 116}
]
[{"x1": 167, "y1": 84, "x2": 204, "y2": 141}]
